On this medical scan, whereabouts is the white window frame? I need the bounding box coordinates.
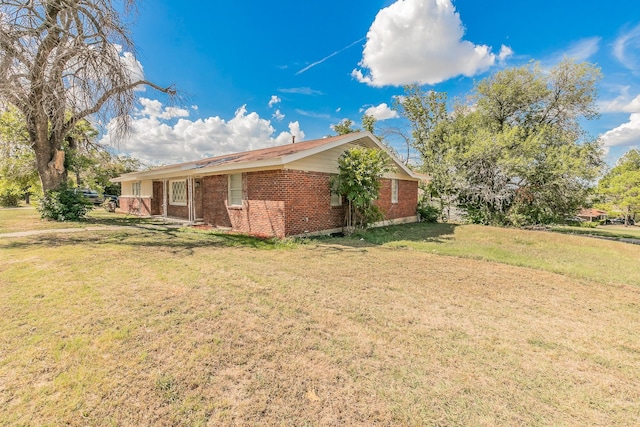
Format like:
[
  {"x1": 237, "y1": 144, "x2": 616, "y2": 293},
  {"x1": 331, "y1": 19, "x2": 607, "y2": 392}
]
[
  {"x1": 169, "y1": 179, "x2": 187, "y2": 206},
  {"x1": 228, "y1": 173, "x2": 243, "y2": 207},
  {"x1": 330, "y1": 177, "x2": 342, "y2": 206},
  {"x1": 132, "y1": 181, "x2": 141, "y2": 197},
  {"x1": 391, "y1": 179, "x2": 399, "y2": 204}
]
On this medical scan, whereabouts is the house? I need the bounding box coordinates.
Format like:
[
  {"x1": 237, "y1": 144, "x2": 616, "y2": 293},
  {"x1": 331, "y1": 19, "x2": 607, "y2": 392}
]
[
  {"x1": 111, "y1": 131, "x2": 420, "y2": 237},
  {"x1": 577, "y1": 208, "x2": 608, "y2": 222}
]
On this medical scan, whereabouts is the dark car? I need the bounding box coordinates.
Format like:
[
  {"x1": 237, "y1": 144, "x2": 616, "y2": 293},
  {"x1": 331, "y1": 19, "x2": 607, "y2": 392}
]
[
  {"x1": 609, "y1": 217, "x2": 635, "y2": 225},
  {"x1": 104, "y1": 194, "x2": 119, "y2": 208},
  {"x1": 77, "y1": 188, "x2": 104, "y2": 205}
]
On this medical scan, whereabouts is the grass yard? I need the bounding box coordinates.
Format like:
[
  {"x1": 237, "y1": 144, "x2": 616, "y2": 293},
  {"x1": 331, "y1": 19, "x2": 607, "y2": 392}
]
[
  {"x1": 0, "y1": 206, "x2": 168, "y2": 234},
  {"x1": 1, "y1": 216, "x2": 640, "y2": 425},
  {"x1": 551, "y1": 224, "x2": 640, "y2": 241}
]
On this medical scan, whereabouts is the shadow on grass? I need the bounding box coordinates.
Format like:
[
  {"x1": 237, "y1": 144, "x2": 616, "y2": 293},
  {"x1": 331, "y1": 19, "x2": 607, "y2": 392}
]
[
  {"x1": 2, "y1": 226, "x2": 291, "y2": 254},
  {"x1": 550, "y1": 226, "x2": 640, "y2": 242},
  {"x1": 2, "y1": 217, "x2": 458, "y2": 254},
  {"x1": 311, "y1": 222, "x2": 459, "y2": 248}
]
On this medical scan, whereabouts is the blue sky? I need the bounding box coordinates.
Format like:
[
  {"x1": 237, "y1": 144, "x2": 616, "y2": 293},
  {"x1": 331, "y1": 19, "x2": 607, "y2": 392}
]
[{"x1": 102, "y1": 0, "x2": 640, "y2": 167}]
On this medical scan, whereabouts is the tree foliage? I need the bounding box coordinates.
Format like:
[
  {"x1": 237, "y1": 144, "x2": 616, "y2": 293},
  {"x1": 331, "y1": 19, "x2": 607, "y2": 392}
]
[
  {"x1": 597, "y1": 149, "x2": 640, "y2": 225},
  {"x1": 333, "y1": 147, "x2": 393, "y2": 231},
  {"x1": 0, "y1": 107, "x2": 39, "y2": 205},
  {"x1": 37, "y1": 182, "x2": 92, "y2": 221},
  {"x1": 332, "y1": 119, "x2": 359, "y2": 135},
  {"x1": 397, "y1": 60, "x2": 604, "y2": 226},
  {"x1": 0, "y1": 0, "x2": 174, "y2": 193}
]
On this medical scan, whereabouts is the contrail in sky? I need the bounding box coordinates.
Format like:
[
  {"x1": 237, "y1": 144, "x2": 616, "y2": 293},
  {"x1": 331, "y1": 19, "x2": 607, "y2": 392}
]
[{"x1": 296, "y1": 37, "x2": 366, "y2": 75}]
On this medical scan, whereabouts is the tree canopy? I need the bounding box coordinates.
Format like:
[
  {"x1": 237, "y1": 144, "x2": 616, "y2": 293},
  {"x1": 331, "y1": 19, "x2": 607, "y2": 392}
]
[
  {"x1": 597, "y1": 149, "x2": 640, "y2": 225},
  {"x1": 333, "y1": 147, "x2": 393, "y2": 231},
  {"x1": 395, "y1": 59, "x2": 604, "y2": 225},
  {"x1": 0, "y1": 0, "x2": 174, "y2": 193}
]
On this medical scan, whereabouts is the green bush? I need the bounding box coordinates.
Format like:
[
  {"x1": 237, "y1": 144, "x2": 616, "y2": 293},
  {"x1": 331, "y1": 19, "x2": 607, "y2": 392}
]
[
  {"x1": 0, "y1": 183, "x2": 22, "y2": 207},
  {"x1": 37, "y1": 184, "x2": 93, "y2": 221},
  {"x1": 417, "y1": 202, "x2": 441, "y2": 223},
  {"x1": 580, "y1": 221, "x2": 599, "y2": 228}
]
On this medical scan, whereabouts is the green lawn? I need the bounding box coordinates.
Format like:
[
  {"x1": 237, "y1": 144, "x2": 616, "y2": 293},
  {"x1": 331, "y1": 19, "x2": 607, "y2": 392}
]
[
  {"x1": 325, "y1": 222, "x2": 640, "y2": 286},
  {"x1": 1, "y1": 218, "x2": 640, "y2": 425},
  {"x1": 551, "y1": 224, "x2": 640, "y2": 240},
  {"x1": 0, "y1": 206, "x2": 171, "y2": 233}
]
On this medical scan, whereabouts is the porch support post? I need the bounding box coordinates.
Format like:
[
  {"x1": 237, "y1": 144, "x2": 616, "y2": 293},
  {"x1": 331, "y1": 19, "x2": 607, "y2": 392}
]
[
  {"x1": 188, "y1": 176, "x2": 195, "y2": 224},
  {"x1": 162, "y1": 180, "x2": 167, "y2": 218}
]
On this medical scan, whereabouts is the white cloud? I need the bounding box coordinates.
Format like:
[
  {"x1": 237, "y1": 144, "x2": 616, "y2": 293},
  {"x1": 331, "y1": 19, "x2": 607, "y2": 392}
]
[
  {"x1": 268, "y1": 95, "x2": 281, "y2": 108},
  {"x1": 563, "y1": 37, "x2": 601, "y2": 62},
  {"x1": 614, "y1": 24, "x2": 640, "y2": 71},
  {"x1": 599, "y1": 90, "x2": 640, "y2": 148},
  {"x1": 599, "y1": 92, "x2": 640, "y2": 113},
  {"x1": 136, "y1": 98, "x2": 189, "y2": 120},
  {"x1": 352, "y1": 0, "x2": 508, "y2": 86},
  {"x1": 600, "y1": 113, "x2": 640, "y2": 147},
  {"x1": 113, "y1": 44, "x2": 146, "y2": 91},
  {"x1": 295, "y1": 109, "x2": 333, "y2": 120},
  {"x1": 498, "y1": 45, "x2": 513, "y2": 63},
  {"x1": 278, "y1": 87, "x2": 324, "y2": 96},
  {"x1": 272, "y1": 109, "x2": 285, "y2": 121},
  {"x1": 288, "y1": 121, "x2": 305, "y2": 143},
  {"x1": 364, "y1": 103, "x2": 399, "y2": 120},
  {"x1": 100, "y1": 100, "x2": 305, "y2": 165}
]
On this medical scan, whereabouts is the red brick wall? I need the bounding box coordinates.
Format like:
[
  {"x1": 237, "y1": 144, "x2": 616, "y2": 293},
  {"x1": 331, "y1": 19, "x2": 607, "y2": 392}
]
[
  {"x1": 376, "y1": 179, "x2": 419, "y2": 220},
  {"x1": 281, "y1": 170, "x2": 344, "y2": 236},
  {"x1": 202, "y1": 175, "x2": 232, "y2": 227},
  {"x1": 190, "y1": 171, "x2": 417, "y2": 237},
  {"x1": 119, "y1": 197, "x2": 152, "y2": 216}
]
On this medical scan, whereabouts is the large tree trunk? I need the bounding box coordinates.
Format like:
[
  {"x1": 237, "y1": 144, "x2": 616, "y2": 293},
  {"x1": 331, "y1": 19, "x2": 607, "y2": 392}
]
[
  {"x1": 32, "y1": 119, "x2": 67, "y2": 192},
  {"x1": 625, "y1": 205, "x2": 630, "y2": 227}
]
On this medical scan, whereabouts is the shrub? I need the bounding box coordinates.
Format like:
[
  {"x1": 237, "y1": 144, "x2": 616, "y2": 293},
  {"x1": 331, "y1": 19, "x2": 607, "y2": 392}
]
[
  {"x1": 37, "y1": 184, "x2": 92, "y2": 221},
  {"x1": 0, "y1": 182, "x2": 22, "y2": 207},
  {"x1": 417, "y1": 202, "x2": 440, "y2": 223},
  {"x1": 334, "y1": 147, "x2": 393, "y2": 231},
  {"x1": 580, "y1": 221, "x2": 599, "y2": 228}
]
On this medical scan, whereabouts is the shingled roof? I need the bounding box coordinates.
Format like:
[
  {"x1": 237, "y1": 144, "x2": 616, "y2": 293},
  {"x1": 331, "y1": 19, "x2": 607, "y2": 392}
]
[{"x1": 112, "y1": 131, "x2": 417, "y2": 182}]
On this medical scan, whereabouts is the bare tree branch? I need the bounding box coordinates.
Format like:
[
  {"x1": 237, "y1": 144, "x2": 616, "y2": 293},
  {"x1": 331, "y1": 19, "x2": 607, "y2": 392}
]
[{"x1": 0, "y1": 0, "x2": 175, "y2": 191}]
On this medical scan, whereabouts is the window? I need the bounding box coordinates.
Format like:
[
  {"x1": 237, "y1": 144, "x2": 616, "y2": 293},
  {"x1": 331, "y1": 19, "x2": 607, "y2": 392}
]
[
  {"x1": 132, "y1": 182, "x2": 141, "y2": 197},
  {"x1": 170, "y1": 180, "x2": 187, "y2": 205},
  {"x1": 228, "y1": 173, "x2": 243, "y2": 207},
  {"x1": 391, "y1": 179, "x2": 398, "y2": 204},
  {"x1": 330, "y1": 177, "x2": 342, "y2": 206}
]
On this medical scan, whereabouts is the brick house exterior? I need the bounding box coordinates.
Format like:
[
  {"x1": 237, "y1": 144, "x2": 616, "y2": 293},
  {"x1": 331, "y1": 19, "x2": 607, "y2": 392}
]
[{"x1": 112, "y1": 132, "x2": 420, "y2": 237}]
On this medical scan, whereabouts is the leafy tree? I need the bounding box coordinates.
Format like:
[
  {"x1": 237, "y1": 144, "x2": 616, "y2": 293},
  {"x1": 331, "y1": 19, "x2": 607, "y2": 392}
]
[
  {"x1": 397, "y1": 60, "x2": 604, "y2": 225},
  {"x1": 394, "y1": 85, "x2": 456, "y2": 218},
  {"x1": 0, "y1": 0, "x2": 174, "y2": 194},
  {"x1": 0, "y1": 108, "x2": 40, "y2": 205},
  {"x1": 362, "y1": 114, "x2": 377, "y2": 134},
  {"x1": 597, "y1": 149, "x2": 640, "y2": 225},
  {"x1": 333, "y1": 119, "x2": 359, "y2": 135},
  {"x1": 458, "y1": 60, "x2": 603, "y2": 225},
  {"x1": 333, "y1": 147, "x2": 393, "y2": 231}
]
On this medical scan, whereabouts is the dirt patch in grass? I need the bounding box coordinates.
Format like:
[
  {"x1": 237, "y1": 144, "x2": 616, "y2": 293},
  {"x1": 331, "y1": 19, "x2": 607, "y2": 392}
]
[{"x1": 1, "y1": 229, "x2": 639, "y2": 425}]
